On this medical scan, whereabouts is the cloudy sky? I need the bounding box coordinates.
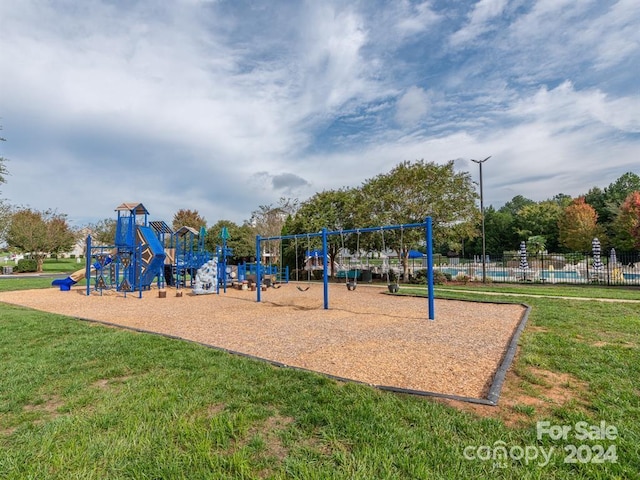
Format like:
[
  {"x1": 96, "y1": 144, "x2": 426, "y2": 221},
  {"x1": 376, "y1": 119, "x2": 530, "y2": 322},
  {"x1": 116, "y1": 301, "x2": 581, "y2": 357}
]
[{"x1": 1, "y1": 0, "x2": 639, "y2": 227}]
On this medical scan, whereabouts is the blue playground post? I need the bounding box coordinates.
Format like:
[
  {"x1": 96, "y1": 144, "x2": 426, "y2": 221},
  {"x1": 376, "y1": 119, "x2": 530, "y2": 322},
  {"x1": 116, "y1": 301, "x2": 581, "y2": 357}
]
[
  {"x1": 220, "y1": 226, "x2": 230, "y2": 294},
  {"x1": 322, "y1": 228, "x2": 329, "y2": 309},
  {"x1": 256, "y1": 235, "x2": 262, "y2": 302},
  {"x1": 426, "y1": 217, "x2": 434, "y2": 320},
  {"x1": 86, "y1": 235, "x2": 92, "y2": 296}
]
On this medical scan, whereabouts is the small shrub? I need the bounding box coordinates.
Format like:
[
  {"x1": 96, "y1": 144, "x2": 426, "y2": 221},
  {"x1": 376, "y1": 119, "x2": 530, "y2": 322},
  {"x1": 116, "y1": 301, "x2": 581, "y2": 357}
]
[
  {"x1": 455, "y1": 273, "x2": 471, "y2": 284},
  {"x1": 408, "y1": 269, "x2": 450, "y2": 285},
  {"x1": 409, "y1": 269, "x2": 426, "y2": 284},
  {"x1": 432, "y1": 270, "x2": 448, "y2": 285},
  {"x1": 15, "y1": 258, "x2": 38, "y2": 273}
]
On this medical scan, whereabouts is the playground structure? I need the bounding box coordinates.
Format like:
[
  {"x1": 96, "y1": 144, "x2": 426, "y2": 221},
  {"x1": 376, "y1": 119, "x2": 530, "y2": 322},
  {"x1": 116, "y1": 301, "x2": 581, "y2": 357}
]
[
  {"x1": 255, "y1": 218, "x2": 436, "y2": 320},
  {"x1": 53, "y1": 203, "x2": 234, "y2": 296}
]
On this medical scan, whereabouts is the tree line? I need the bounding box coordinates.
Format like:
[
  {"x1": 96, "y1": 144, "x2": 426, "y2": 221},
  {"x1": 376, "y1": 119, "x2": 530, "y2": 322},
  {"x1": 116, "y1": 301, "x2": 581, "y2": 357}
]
[
  {"x1": 1, "y1": 128, "x2": 639, "y2": 273},
  {"x1": 462, "y1": 172, "x2": 640, "y2": 257}
]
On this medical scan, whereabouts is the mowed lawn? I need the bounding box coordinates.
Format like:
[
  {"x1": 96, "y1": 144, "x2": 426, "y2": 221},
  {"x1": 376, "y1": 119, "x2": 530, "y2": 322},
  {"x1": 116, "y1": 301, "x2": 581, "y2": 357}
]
[{"x1": 1, "y1": 276, "x2": 639, "y2": 479}]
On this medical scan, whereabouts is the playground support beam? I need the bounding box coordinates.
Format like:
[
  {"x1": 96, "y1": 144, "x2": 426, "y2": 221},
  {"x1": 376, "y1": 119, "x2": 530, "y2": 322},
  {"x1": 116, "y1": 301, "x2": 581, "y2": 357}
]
[
  {"x1": 256, "y1": 218, "x2": 435, "y2": 320},
  {"x1": 426, "y1": 217, "x2": 434, "y2": 320},
  {"x1": 85, "y1": 235, "x2": 92, "y2": 297},
  {"x1": 322, "y1": 228, "x2": 329, "y2": 309},
  {"x1": 256, "y1": 235, "x2": 262, "y2": 302}
]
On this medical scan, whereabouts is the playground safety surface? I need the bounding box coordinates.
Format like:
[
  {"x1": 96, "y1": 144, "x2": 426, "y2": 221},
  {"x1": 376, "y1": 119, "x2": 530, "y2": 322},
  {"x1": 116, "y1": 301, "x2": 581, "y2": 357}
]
[{"x1": 0, "y1": 284, "x2": 527, "y2": 403}]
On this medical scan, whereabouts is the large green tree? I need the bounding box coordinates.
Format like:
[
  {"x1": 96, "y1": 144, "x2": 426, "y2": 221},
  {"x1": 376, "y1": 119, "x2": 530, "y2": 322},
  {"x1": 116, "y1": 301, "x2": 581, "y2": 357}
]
[
  {"x1": 585, "y1": 173, "x2": 640, "y2": 242},
  {"x1": 290, "y1": 188, "x2": 359, "y2": 277},
  {"x1": 359, "y1": 160, "x2": 479, "y2": 279},
  {"x1": 514, "y1": 201, "x2": 563, "y2": 252},
  {"x1": 86, "y1": 218, "x2": 117, "y2": 245},
  {"x1": 248, "y1": 198, "x2": 299, "y2": 268},
  {"x1": 0, "y1": 201, "x2": 10, "y2": 245},
  {"x1": 248, "y1": 197, "x2": 298, "y2": 238},
  {"x1": 172, "y1": 209, "x2": 207, "y2": 231},
  {"x1": 206, "y1": 220, "x2": 255, "y2": 261},
  {"x1": 6, "y1": 208, "x2": 76, "y2": 271},
  {"x1": 465, "y1": 206, "x2": 519, "y2": 256},
  {"x1": 498, "y1": 195, "x2": 535, "y2": 217}
]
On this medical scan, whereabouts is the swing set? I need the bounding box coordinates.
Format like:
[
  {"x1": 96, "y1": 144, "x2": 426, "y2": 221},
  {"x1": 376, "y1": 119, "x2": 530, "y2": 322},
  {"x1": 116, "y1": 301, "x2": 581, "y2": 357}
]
[
  {"x1": 255, "y1": 218, "x2": 435, "y2": 320},
  {"x1": 339, "y1": 229, "x2": 360, "y2": 291},
  {"x1": 294, "y1": 235, "x2": 311, "y2": 292},
  {"x1": 260, "y1": 238, "x2": 296, "y2": 289}
]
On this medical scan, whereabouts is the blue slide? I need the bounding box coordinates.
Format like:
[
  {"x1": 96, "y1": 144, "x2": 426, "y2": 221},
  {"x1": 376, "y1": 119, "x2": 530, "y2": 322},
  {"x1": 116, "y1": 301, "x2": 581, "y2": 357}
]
[
  {"x1": 137, "y1": 225, "x2": 166, "y2": 287},
  {"x1": 52, "y1": 256, "x2": 113, "y2": 291}
]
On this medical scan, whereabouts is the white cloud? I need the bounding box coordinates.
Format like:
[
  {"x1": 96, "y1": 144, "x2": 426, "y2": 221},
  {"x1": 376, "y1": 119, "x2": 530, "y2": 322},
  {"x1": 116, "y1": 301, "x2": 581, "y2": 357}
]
[
  {"x1": 395, "y1": 87, "x2": 432, "y2": 127},
  {"x1": 509, "y1": 81, "x2": 640, "y2": 134},
  {"x1": 395, "y1": 1, "x2": 441, "y2": 36},
  {"x1": 449, "y1": 0, "x2": 509, "y2": 47},
  {"x1": 0, "y1": 0, "x2": 638, "y2": 228}
]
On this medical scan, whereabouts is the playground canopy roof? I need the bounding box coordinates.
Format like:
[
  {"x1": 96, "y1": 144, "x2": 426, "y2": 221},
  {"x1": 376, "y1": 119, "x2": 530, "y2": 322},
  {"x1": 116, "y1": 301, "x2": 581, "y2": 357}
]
[
  {"x1": 175, "y1": 226, "x2": 199, "y2": 237},
  {"x1": 149, "y1": 221, "x2": 173, "y2": 234},
  {"x1": 115, "y1": 203, "x2": 149, "y2": 215}
]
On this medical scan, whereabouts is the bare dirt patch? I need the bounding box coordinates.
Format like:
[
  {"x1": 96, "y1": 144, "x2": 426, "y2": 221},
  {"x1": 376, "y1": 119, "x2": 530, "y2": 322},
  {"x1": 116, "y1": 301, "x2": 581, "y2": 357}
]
[
  {"x1": 246, "y1": 414, "x2": 295, "y2": 460},
  {"x1": 0, "y1": 283, "x2": 526, "y2": 402},
  {"x1": 91, "y1": 376, "x2": 133, "y2": 390},
  {"x1": 23, "y1": 394, "x2": 65, "y2": 416},
  {"x1": 439, "y1": 364, "x2": 590, "y2": 427}
]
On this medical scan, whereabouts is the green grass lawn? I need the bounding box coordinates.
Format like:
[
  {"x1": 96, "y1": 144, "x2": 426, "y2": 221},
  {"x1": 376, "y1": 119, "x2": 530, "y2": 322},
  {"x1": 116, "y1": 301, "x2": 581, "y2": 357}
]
[
  {"x1": 435, "y1": 282, "x2": 640, "y2": 301},
  {"x1": 0, "y1": 281, "x2": 639, "y2": 478},
  {"x1": 40, "y1": 257, "x2": 85, "y2": 273},
  {"x1": 1, "y1": 257, "x2": 85, "y2": 275}
]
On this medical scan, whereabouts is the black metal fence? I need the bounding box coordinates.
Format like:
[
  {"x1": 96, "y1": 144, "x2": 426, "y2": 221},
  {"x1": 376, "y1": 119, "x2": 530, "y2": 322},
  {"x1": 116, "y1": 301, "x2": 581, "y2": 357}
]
[{"x1": 433, "y1": 251, "x2": 640, "y2": 286}]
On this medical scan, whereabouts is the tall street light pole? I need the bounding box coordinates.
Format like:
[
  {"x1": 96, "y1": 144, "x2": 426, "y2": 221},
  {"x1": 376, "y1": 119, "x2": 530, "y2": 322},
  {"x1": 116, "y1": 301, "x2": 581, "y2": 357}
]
[{"x1": 470, "y1": 156, "x2": 491, "y2": 283}]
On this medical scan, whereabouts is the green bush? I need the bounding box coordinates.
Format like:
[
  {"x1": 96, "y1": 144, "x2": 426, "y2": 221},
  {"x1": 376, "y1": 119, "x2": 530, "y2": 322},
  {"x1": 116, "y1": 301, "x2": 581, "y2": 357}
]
[
  {"x1": 409, "y1": 269, "x2": 425, "y2": 284},
  {"x1": 409, "y1": 269, "x2": 449, "y2": 285},
  {"x1": 455, "y1": 273, "x2": 471, "y2": 284},
  {"x1": 432, "y1": 270, "x2": 449, "y2": 285},
  {"x1": 15, "y1": 258, "x2": 38, "y2": 273}
]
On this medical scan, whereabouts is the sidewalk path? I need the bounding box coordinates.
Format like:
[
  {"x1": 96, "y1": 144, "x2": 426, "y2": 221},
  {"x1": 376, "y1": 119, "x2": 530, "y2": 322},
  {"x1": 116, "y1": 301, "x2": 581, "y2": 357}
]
[{"x1": 437, "y1": 288, "x2": 640, "y2": 304}]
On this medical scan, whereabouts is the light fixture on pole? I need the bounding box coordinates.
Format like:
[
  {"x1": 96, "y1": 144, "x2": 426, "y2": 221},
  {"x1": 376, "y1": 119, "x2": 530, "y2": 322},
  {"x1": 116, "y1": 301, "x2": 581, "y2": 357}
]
[{"x1": 470, "y1": 156, "x2": 491, "y2": 283}]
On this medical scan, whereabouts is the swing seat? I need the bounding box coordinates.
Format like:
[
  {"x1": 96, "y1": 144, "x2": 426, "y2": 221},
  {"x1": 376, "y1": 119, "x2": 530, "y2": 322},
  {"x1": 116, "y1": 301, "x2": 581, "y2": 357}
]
[
  {"x1": 387, "y1": 283, "x2": 399, "y2": 293},
  {"x1": 297, "y1": 286, "x2": 310, "y2": 292},
  {"x1": 346, "y1": 281, "x2": 357, "y2": 291}
]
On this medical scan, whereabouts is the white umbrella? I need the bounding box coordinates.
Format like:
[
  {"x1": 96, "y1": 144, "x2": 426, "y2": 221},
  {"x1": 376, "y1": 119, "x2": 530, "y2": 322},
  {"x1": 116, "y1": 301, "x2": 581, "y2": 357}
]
[
  {"x1": 609, "y1": 248, "x2": 617, "y2": 267},
  {"x1": 592, "y1": 238, "x2": 603, "y2": 271},
  {"x1": 519, "y1": 241, "x2": 529, "y2": 279}
]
